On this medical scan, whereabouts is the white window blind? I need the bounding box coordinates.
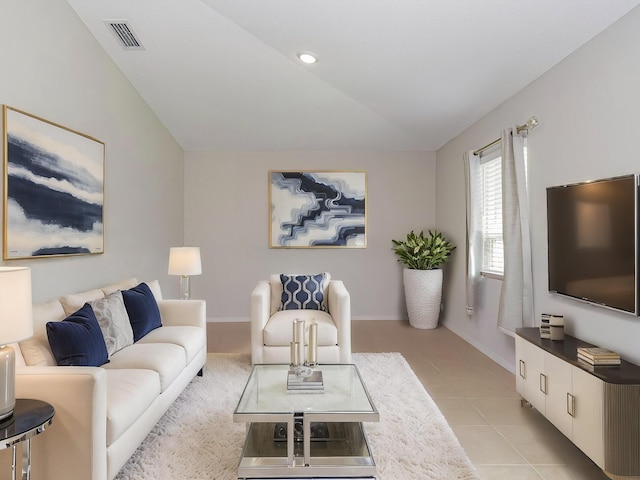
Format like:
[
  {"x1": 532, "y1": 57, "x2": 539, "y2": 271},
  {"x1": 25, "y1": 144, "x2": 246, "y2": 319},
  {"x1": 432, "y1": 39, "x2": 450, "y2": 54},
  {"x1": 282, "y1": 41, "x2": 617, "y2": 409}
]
[{"x1": 480, "y1": 149, "x2": 503, "y2": 276}]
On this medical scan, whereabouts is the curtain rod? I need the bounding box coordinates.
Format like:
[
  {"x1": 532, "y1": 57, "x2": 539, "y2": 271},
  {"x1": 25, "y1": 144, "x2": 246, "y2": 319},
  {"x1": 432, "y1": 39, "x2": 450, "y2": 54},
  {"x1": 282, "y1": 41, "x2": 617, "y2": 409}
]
[{"x1": 473, "y1": 116, "x2": 539, "y2": 156}]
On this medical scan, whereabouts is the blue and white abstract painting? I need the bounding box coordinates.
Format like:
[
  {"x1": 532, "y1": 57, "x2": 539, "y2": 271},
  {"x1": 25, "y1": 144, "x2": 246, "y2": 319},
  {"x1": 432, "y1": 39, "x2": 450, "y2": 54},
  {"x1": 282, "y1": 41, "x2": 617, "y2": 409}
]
[
  {"x1": 3, "y1": 107, "x2": 104, "y2": 259},
  {"x1": 270, "y1": 171, "x2": 367, "y2": 248}
]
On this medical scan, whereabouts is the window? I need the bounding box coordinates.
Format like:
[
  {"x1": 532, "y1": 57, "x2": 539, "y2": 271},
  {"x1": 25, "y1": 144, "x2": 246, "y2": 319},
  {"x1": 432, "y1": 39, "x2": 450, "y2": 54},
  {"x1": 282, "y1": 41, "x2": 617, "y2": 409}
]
[{"x1": 480, "y1": 147, "x2": 503, "y2": 276}]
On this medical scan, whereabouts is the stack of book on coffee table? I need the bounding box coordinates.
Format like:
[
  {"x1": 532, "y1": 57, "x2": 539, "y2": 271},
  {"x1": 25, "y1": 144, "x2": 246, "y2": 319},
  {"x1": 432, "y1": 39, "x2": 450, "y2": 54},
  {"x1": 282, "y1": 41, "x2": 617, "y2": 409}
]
[
  {"x1": 287, "y1": 370, "x2": 324, "y2": 394},
  {"x1": 577, "y1": 347, "x2": 621, "y2": 366}
]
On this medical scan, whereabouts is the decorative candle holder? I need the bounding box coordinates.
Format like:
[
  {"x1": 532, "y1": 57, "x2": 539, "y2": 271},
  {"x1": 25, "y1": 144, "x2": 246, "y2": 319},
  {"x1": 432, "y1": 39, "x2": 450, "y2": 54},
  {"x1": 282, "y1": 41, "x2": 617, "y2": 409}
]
[
  {"x1": 290, "y1": 341, "x2": 300, "y2": 367},
  {"x1": 306, "y1": 321, "x2": 318, "y2": 367},
  {"x1": 292, "y1": 319, "x2": 306, "y2": 365},
  {"x1": 290, "y1": 319, "x2": 311, "y2": 377}
]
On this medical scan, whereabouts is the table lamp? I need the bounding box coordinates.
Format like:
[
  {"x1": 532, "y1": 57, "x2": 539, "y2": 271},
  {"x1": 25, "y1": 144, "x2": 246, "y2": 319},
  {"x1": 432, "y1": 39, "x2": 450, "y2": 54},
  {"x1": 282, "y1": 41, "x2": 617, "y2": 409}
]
[
  {"x1": 0, "y1": 266, "x2": 33, "y2": 421},
  {"x1": 168, "y1": 247, "x2": 202, "y2": 300}
]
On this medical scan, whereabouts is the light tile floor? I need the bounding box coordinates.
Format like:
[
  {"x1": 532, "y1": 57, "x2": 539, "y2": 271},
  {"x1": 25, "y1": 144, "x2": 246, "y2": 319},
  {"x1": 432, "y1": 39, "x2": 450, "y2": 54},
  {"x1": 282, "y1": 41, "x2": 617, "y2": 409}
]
[{"x1": 207, "y1": 320, "x2": 609, "y2": 480}]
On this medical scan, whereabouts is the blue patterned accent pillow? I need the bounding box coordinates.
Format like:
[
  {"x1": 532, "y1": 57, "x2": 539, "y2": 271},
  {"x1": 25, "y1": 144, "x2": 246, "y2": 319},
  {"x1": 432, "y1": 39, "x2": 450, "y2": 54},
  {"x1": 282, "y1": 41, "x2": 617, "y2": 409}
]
[{"x1": 280, "y1": 273, "x2": 328, "y2": 311}]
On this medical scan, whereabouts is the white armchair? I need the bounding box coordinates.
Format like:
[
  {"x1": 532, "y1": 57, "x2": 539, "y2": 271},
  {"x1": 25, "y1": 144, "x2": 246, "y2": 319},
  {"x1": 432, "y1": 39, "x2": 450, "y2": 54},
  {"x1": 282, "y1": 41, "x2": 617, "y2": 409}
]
[{"x1": 250, "y1": 274, "x2": 351, "y2": 364}]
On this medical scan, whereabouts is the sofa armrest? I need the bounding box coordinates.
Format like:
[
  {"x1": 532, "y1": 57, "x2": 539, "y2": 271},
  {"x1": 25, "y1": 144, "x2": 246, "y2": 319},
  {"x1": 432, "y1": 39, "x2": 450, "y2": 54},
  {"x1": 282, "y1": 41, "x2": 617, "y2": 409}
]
[
  {"x1": 157, "y1": 299, "x2": 206, "y2": 329},
  {"x1": 13, "y1": 366, "x2": 108, "y2": 480},
  {"x1": 328, "y1": 280, "x2": 352, "y2": 363},
  {"x1": 250, "y1": 281, "x2": 271, "y2": 364}
]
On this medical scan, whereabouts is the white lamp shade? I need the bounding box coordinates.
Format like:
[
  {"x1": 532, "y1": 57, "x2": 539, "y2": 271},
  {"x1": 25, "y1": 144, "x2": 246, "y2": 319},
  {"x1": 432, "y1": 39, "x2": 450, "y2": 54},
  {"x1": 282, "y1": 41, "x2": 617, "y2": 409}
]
[
  {"x1": 168, "y1": 247, "x2": 202, "y2": 276},
  {"x1": 0, "y1": 267, "x2": 33, "y2": 344}
]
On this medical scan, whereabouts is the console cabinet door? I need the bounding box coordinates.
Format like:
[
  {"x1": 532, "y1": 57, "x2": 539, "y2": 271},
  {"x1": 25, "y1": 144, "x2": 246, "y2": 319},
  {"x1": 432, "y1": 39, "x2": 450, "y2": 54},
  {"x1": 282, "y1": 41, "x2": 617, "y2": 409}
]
[
  {"x1": 571, "y1": 366, "x2": 604, "y2": 468},
  {"x1": 544, "y1": 353, "x2": 573, "y2": 439},
  {"x1": 515, "y1": 336, "x2": 546, "y2": 413}
]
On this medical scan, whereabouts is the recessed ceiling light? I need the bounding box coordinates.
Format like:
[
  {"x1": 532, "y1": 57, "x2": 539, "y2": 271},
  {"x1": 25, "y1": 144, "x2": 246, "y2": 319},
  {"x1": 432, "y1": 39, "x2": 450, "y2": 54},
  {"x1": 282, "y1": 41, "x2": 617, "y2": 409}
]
[{"x1": 297, "y1": 51, "x2": 318, "y2": 64}]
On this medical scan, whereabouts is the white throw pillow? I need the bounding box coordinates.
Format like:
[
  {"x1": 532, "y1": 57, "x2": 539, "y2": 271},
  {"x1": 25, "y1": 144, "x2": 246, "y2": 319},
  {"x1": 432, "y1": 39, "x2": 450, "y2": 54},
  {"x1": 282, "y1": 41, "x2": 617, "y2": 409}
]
[
  {"x1": 89, "y1": 291, "x2": 134, "y2": 356},
  {"x1": 60, "y1": 288, "x2": 105, "y2": 316},
  {"x1": 144, "y1": 279, "x2": 163, "y2": 301},
  {"x1": 20, "y1": 299, "x2": 66, "y2": 366},
  {"x1": 102, "y1": 277, "x2": 139, "y2": 296}
]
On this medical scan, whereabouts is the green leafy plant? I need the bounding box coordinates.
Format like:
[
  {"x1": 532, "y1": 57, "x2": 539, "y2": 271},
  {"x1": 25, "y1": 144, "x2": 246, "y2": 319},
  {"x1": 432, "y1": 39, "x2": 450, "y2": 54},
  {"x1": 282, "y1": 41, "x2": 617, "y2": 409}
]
[{"x1": 392, "y1": 230, "x2": 456, "y2": 270}]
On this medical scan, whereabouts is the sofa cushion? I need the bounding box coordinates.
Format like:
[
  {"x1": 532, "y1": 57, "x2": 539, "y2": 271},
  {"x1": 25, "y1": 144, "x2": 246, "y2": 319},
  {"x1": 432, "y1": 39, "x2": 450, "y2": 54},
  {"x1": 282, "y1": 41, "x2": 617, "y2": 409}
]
[
  {"x1": 46, "y1": 304, "x2": 109, "y2": 367},
  {"x1": 269, "y1": 273, "x2": 331, "y2": 316},
  {"x1": 20, "y1": 299, "x2": 66, "y2": 366},
  {"x1": 279, "y1": 273, "x2": 328, "y2": 311},
  {"x1": 263, "y1": 310, "x2": 338, "y2": 347},
  {"x1": 89, "y1": 291, "x2": 134, "y2": 356},
  {"x1": 103, "y1": 343, "x2": 186, "y2": 392},
  {"x1": 60, "y1": 288, "x2": 105, "y2": 316},
  {"x1": 137, "y1": 326, "x2": 205, "y2": 363},
  {"x1": 105, "y1": 369, "x2": 161, "y2": 445},
  {"x1": 122, "y1": 283, "x2": 162, "y2": 341}
]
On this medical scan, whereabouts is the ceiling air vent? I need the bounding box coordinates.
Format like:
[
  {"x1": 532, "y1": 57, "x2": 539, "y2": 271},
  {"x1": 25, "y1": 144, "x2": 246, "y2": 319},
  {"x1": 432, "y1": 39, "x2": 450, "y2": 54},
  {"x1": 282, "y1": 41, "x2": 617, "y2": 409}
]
[{"x1": 104, "y1": 20, "x2": 145, "y2": 50}]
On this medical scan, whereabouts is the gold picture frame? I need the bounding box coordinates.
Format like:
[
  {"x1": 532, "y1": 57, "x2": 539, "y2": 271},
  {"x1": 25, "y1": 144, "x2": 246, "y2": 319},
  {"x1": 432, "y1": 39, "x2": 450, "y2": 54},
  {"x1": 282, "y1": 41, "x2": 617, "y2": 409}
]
[
  {"x1": 269, "y1": 170, "x2": 367, "y2": 248},
  {"x1": 3, "y1": 106, "x2": 105, "y2": 259}
]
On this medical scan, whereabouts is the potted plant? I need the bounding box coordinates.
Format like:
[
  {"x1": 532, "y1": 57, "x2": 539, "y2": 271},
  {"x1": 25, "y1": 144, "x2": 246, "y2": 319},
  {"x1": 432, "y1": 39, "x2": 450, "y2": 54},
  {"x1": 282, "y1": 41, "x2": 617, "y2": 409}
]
[{"x1": 392, "y1": 230, "x2": 455, "y2": 329}]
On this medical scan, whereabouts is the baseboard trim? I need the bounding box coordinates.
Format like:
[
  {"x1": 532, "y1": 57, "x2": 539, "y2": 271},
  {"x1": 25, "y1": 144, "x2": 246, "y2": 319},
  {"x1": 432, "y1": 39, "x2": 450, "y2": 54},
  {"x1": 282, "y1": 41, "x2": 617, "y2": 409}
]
[
  {"x1": 442, "y1": 322, "x2": 515, "y2": 374},
  {"x1": 207, "y1": 316, "x2": 406, "y2": 323},
  {"x1": 207, "y1": 317, "x2": 249, "y2": 323}
]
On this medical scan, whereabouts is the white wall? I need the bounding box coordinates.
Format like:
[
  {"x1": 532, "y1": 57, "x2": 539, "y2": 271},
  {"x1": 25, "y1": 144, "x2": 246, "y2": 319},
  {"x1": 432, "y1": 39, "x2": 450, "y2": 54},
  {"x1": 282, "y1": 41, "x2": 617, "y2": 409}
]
[
  {"x1": 0, "y1": 0, "x2": 185, "y2": 302},
  {"x1": 184, "y1": 150, "x2": 436, "y2": 321},
  {"x1": 437, "y1": 6, "x2": 640, "y2": 369},
  {"x1": 11, "y1": 0, "x2": 636, "y2": 369}
]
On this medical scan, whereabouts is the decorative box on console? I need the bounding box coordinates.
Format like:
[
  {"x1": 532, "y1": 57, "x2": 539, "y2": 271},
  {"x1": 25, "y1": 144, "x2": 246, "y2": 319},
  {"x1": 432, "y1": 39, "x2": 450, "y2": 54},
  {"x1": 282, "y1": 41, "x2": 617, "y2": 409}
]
[{"x1": 540, "y1": 314, "x2": 564, "y2": 340}]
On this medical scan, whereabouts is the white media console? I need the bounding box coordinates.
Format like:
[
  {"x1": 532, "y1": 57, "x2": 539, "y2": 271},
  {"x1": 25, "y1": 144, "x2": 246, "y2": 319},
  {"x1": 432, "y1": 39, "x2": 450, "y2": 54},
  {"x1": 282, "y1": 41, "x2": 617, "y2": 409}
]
[{"x1": 516, "y1": 328, "x2": 640, "y2": 480}]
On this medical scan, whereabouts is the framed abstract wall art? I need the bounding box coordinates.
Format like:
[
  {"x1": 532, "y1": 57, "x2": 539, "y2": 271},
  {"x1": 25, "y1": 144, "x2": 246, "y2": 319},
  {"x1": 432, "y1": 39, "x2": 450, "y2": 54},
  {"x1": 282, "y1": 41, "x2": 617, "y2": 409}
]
[
  {"x1": 2, "y1": 106, "x2": 105, "y2": 259},
  {"x1": 269, "y1": 170, "x2": 367, "y2": 248}
]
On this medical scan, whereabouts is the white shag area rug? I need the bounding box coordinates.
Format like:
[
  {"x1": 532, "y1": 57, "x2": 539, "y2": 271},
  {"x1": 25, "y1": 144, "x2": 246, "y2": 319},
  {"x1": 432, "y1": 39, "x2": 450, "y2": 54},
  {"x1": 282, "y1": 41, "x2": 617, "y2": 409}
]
[{"x1": 116, "y1": 352, "x2": 478, "y2": 480}]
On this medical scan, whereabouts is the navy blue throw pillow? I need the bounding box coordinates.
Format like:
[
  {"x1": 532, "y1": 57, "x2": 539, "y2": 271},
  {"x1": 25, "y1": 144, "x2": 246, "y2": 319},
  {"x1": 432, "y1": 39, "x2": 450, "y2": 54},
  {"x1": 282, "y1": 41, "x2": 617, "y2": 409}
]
[
  {"x1": 121, "y1": 282, "x2": 162, "y2": 341},
  {"x1": 280, "y1": 273, "x2": 327, "y2": 311},
  {"x1": 46, "y1": 303, "x2": 109, "y2": 367}
]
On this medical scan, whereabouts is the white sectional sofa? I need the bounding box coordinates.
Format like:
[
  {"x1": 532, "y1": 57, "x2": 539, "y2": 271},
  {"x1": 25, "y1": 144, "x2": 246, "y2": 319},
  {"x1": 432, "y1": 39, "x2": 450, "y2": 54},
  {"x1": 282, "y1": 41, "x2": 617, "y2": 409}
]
[{"x1": 3, "y1": 278, "x2": 207, "y2": 480}]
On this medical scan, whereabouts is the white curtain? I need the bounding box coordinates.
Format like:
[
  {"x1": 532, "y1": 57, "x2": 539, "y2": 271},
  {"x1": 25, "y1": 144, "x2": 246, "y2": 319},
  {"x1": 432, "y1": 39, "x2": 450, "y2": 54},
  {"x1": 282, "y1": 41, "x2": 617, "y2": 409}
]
[
  {"x1": 497, "y1": 128, "x2": 534, "y2": 334},
  {"x1": 463, "y1": 151, "x2": 482, "y2": 316}
]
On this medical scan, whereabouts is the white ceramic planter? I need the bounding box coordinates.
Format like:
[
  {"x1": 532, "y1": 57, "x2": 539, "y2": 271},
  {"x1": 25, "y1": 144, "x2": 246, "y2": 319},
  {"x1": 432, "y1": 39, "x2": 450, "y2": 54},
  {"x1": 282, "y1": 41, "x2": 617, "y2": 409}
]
[{"x1": 403, "y1": 268, "x2": 443, "y2": 329}]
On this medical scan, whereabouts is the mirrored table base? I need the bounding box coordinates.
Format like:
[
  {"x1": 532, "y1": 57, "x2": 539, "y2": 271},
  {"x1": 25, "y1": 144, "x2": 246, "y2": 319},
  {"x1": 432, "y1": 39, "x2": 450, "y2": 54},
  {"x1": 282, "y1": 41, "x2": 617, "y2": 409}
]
[{"x1": 238, "y1": 420, "x2": 376, "y2": 479}]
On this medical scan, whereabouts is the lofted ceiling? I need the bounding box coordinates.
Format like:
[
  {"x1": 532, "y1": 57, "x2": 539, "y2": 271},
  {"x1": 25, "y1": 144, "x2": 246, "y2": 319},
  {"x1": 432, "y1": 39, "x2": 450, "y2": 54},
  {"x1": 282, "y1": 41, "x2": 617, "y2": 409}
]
[{"x1": 66, "y1": 0, "x2": 640, "y2": 152}]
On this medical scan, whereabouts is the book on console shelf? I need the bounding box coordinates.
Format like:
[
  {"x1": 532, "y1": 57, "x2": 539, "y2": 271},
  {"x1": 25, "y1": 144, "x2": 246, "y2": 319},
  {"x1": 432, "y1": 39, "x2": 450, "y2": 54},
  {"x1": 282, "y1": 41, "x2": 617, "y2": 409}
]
[
  {"x1": 577, "y1": 357, "x2": 621, "y2": 370},
  {"x1": 577, "y1": 355, "x2": 621, "y2": 366},
  {"x1": 576, "y1": 359, "x2": 618, "y2": 372},
  {"x1": 576, "y1": 347, "x2": 621, "y2": 362},
  {"x1": 577, "y1": 346, "x2": 620, "y2": 357}
]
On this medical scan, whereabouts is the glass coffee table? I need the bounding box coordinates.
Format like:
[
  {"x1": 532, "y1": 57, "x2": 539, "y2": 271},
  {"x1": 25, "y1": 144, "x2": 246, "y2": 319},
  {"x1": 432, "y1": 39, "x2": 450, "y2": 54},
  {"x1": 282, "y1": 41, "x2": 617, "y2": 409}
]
[{"x1": 233, "y1": 364, "x2": 379, "y2": 479}]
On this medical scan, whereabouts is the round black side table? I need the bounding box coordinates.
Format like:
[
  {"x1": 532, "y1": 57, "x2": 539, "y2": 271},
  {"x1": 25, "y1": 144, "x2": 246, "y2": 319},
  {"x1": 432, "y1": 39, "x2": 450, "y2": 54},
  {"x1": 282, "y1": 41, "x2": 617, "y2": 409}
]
[{"x1": 0, "y1": 399, "x2": 55, "y2": 480}]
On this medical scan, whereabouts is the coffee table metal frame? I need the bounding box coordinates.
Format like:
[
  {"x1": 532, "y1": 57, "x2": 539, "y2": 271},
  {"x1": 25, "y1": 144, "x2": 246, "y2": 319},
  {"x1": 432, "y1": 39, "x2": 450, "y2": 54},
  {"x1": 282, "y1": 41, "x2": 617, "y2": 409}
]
[{"x1": 233, "y1": 363, "x2": 379, "y2": 479}]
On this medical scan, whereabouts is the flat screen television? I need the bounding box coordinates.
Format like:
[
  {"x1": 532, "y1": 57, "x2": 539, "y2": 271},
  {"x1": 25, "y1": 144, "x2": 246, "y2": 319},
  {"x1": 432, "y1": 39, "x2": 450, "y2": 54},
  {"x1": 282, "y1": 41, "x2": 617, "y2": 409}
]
[{"x1": 547, "y1": 174, "x2": 639, "y2": 315}]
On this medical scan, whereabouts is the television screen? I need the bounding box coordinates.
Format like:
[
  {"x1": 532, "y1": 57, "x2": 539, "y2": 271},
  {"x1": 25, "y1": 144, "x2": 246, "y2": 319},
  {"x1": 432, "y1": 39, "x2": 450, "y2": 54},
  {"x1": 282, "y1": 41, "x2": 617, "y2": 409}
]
[{"x1": 547, "y1": 174, "x2": 638, "y2": 315}]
